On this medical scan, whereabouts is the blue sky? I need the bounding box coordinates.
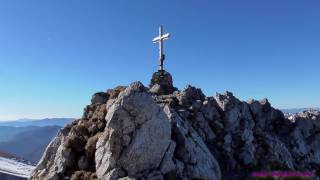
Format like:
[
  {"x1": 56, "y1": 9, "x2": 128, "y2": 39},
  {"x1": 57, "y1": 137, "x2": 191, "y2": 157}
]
[{"x1": 0, "y1": 0, "x2": 319, "y2": 120}]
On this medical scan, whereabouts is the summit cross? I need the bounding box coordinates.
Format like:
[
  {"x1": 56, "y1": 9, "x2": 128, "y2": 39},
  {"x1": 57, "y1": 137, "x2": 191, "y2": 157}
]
[{"x1": 152, "y1": 25, "x2": 171, "y2": 71}]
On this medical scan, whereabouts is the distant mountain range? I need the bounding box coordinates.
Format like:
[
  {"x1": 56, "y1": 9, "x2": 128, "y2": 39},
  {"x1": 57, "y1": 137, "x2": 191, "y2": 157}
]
[
  {"x1": 0, "y1": 118, "x2": 74, "y2": 127},
  {"x1": 0, "y1": 118, "x2": 74, "y2": 179},
  {"x1": 0, "y1": 118, "x2": 74, "y2": 164},
  {"x1": 281, "y1": 107, "x2": 320, "y2": 114},
  {"x1": 0, "y1": 126, "x2": 40, "y2": 143},
  {"x1": 0, "y1": 126, "x2": 62, "y2": 163}
]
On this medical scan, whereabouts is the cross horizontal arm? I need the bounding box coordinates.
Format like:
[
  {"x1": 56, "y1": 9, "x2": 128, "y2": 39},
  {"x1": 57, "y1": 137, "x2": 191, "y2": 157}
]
[
  {"x1": 152, "y1": 37, "x2": 160, "y2": 42},
  {"x1": 161, "y1": 33, "x2": 170, "y2": 39},
  {"x1": 152, "y1": 33, "x2": 171, "y2": 42}
]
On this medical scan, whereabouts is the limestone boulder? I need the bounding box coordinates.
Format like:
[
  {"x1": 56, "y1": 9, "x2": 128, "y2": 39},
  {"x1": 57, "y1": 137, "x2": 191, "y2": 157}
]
[
  {"x1": 30, "y1": 127, "x2": 74, "y2": 180},
  {"x1": 95, "y1": 82, "x2": 171, "y2": 179},
  {"x1": 178, "y1": 85, "x2": 205, "y2": 108}
]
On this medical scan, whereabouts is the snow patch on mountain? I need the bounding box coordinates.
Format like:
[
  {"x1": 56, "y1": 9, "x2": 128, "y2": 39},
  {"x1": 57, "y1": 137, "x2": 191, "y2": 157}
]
[{"x1": 0, "y1": 157, "x2": 35, "y2": 178}]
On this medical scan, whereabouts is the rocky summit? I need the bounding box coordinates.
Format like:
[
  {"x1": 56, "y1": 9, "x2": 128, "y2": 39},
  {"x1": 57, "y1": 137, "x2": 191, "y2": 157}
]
[{"x1": 30, "y1": 70, "x2": 320, "y2": 180}]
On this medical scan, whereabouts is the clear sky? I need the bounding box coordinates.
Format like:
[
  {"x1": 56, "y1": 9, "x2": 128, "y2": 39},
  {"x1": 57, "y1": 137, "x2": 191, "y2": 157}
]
[{"x1": 0, "y1": 0, "x2": 319, "y2": 120}]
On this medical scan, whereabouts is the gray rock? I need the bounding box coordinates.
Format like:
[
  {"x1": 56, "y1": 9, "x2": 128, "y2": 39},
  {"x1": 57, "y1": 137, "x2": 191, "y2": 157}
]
[
  {"x1": 177, "y1": 109, "x2": 190, "y2": 119},
  {"x1": 290, "y1": 128, "x2": 309, "y2": 157},
  {"x1": 78, "y1": 156, "x2": 89, "y2": 170},
  {"x1": 95, "y1": 82, "x2": 171, "y2": 178},
  {"x1": 239, "y1": 144, "x2": 255, "y2": 165},
  {"x1": 147, "y1": 171, "x2": 164, "y2": 180},
  {"x1": 119, "y1": 177, "x2": 138, "y2": 180},
  {"x1": 164, "y1": 106, "x2": 221, "y2": 180},
  {"x1": 159, "y1": 141, "x2": 176, "y2": 175},
  {"x1": 241, "y1": 128, "x2": 254, "y2": 143},
  {"x1": 178, "y1": 85, "x2": 205, "y2": 107},
  {"x1": 91, "y1": 92, "x2": 109, "y2": 104},
  {"x1": 30, "y1": 127, "x2": 74, "y2": 180},
  {"x1": 223, "y1": 134, "x2": 232, "y2": 153},
  {"x1": 247, "y1": 98, "x2": 284, "y2": 130},
  {"x1": 149, "y1": 84, "x2": 161, "y2": 94},
  {"x1": 309, "y1": 133, "x2": 320, "y2": 164},
  {"x1": 215, "y1": 92, "x2": 254, "y2": 132},
  {"x1": 193, "y1": 112, "x2": 216, "y2": 142},
  {"x1": 200, "y1": 98, "x2": 221, "y2": 122},
  {"x1": 103, "y1": 168, "x2": 126, "y2": 180},
  {"x1": 189, "y1": 99, "x2": 202, "y2": 112},
  {"x1": 256, "y1": 132, "x2": 294, "y2": 169}
]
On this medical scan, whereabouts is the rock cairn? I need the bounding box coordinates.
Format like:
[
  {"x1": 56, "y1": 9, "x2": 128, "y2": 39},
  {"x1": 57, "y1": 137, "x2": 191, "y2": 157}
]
[{"x1": 149, "y1": 70, "x2": 176, "y2": 95}]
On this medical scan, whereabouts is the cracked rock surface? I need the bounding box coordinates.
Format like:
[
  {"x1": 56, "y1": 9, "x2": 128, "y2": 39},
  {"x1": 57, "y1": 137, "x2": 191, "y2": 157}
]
[{"x1": 30, "y1": 72, "x2": 320, "y2": 180}]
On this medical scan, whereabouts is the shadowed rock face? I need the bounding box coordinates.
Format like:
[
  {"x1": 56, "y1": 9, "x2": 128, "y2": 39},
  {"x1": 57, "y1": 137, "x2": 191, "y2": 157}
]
[{"x1": 30, "y1": 77, "x2": 320, "y2": 180}]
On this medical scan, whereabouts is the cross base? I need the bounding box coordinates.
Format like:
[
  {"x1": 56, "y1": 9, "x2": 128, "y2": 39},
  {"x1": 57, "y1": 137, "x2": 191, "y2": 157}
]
[{"x1": 158, "y1": 54, "x2": 165, "y2": 71}]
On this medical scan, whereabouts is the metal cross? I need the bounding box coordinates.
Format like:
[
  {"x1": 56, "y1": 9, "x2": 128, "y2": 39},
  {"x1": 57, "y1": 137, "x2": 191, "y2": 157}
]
[{"x1": 152, "y1": 25, "x2": 170, "y2": 71}]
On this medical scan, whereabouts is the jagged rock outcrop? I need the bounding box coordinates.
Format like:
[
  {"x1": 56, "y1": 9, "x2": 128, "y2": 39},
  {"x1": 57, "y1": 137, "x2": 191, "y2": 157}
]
[
  {"x1": 95, "y1": 82, "x2": 172, "y2": 179},
  {"x1": 30, "y1": 73, "x2": 320, "y2": 180}
]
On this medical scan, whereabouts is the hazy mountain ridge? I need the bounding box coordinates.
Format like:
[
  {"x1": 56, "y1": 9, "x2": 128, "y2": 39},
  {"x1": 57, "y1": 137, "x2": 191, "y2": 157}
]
[
  {"x1": 281, "y1": 107, "x2": 320, "y2": 114},
  {"x1": 0, "y1": 118, "x2": 74, "y2": 164},
  {"x1": 0, "y1": 118, "x2": 73, "y2": 179},
  {"x1": 0, "y1": 118, "x2": 73, "y2": 127},
  {"x1": 0, "y1": 126, "x2": 62, "y2": 164},
  {"x1": 0, "y1": 118, "x2": 74, "y2": 163},
  {"x1": 0, "y1": 126, "x2": 40, "y2": 143},
  {"x1": 0, "y1": 152, "x2": 23, "y2": 160}
]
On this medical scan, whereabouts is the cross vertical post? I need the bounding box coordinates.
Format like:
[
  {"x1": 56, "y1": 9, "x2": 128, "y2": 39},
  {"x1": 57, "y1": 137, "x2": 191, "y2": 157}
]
[
  {"x1": 159, "y1": 26, "x2": 163, "y2": 70},
  {"x1": 152, "y1": 25, "x2": 170, "y2": 72}
]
